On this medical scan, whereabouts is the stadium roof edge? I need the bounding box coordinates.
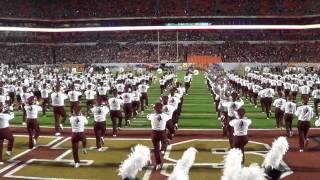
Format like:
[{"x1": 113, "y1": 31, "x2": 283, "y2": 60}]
[
  {"x1": 0, "y1": 14, "x2": 320, "y2": 22},
  {"x1": 0, "y1": 24, "x2": 320, "y2": 32}
]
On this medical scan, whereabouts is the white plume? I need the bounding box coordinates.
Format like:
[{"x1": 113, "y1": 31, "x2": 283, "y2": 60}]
[
  {"x1": 222, "y1": 149, "x2": 266, "y2": 180},
  {"x1": 118, "y1": 144, "x2": 151, "y2": 180},
  {"x1": 263, "y1": 136, "x2": 289, "y2": 169},
  {"x1": 239, "y1": 163, "x2": 266, "y2": 180},
  {"x1": 221, "y1": 148, "x2": 243, "y2": 180},
  {"x1": 168, "y1": 147, "x2": 198, "y2": 180}
]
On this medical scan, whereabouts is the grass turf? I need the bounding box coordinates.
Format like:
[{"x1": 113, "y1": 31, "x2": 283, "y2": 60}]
[
  {"x1": 0, "y1": 135, "x2": 56, "y2": 167},
  {"x1": 9, "y1": 72, "x2": 319, "y2": 129},
  {"x1": 14, "y1": 139, "x2": 152, "y2": 180},
  {"x1": 12, "y1": 139, "x2": 266, "y2": 180}
]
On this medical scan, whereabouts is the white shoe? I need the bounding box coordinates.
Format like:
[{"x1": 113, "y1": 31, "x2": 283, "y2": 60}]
[
  {"x1": 155, "y1": 164, "x2": 162, "y2": 171},
  {"x1": 55, "y1": 132, "x2": 61, "y2": 136},
  {"x1": 113, "y1": 134, "x2": 117, "y2": 137},
  {"x1": 22, "y1": 122, "x2": 26, "y2": 126},
  {"x1": 74, "y1": 163, "x2": 80, "y2": 168},
  {"x1": 299, "y1": 149, "x2": 304, "y2": 152},
  {"x1": 32, "y1": 138, "x2": 37, "y2": 146},
  {"x1": 0, "y1": 162, "x2": 4, "y2": 165},
  {"x1": 59, "y1": 124, "x2": 64, "y2": 131},
  {"x1": 97, "y1": 147, "x2": 103, "y2": 152},
  {"x1": 6, "y1": 151, "x2": 12, "y2": 156},
  {"x1": 100, "y1": 137, "x2": 105, "y2": 146},
  {"x1": 82, "y1": 148, "x2": 87, "y2": 154}
]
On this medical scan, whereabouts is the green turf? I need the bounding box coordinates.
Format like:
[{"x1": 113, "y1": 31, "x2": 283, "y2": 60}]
[
  {"x1": 14, "y1": 139, "x2": 152, "y2": 180},
  {"x1": 10, "y1": 72, "x2": 319, "y2": 129},
  {"x1": 0, "y1": 136, "x2": 56, "y2": 168},
  {"x1": 167, "y1": 140, "x2": 266, "y2": 164}
]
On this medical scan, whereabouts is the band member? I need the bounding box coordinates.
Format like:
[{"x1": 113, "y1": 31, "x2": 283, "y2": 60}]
[
  {"x1": 138, "y1": 80, "x2": 149, "y2": 113},
  {"x1": 160, "y1": 96, "x2": 176, "y2": 140},
  {"x1": 51, "y1": 86, "x2": 68, "y2": 136},
  {"x1": 121, "y1": 88, "x2": 133, "y2": 126},
  {"x1": 276, "y1": 77, "x2": 283, "y2": 95},
  {"x1": 219, "y1": 97, "x2": 229, "y2": 137},
  {"x1": 96, "y1": 82, "x2": 109, "y2": 104},
  {"x1": 283, "y1": 80, "x2": 291, "y2": 100},
  {"x1": 68, "y1": 85, "x2": 82, "y2": 114},
  {"x1": 222, "y1": 91, "x2": 244, "y2": 147},
  {"x1": 40, "y1": 83, "x2": 52, "y2": 116},
  {"x1": 291, "y1": 81, "x2": 299, "y2": 102},
  {"x1": 184, "y1": 73, "x2": 192, "y2": 95},
  {"x1": 116, "y1": 81, "x2": 125, "y2": 95},
  {"x1": 312, "y1": 85, "x2": 320, "y2": 118},
  {"x1": 147, "y1": 102, "x2": 171, "y2": 171},
  {"x1": 281, "y1": 94, "x2": 296, "y2": 137},
  {"x1": 259, "y1": 84, "x2": 275, "y2": 119},
  {"x1": 131, "y1": 86, "x2": 141, "y2": 117},
  {"x1": 70, "y1": 108, "x2": 88, "y2": 168},
  {"x1": 84, "y1": 84, "x2": 96, "y2": 115},
  {"x1": 299, "y1": 82, "x2": 310, "y2": 99},
  {"x1": 32, "y1": 83, "x2": 42, "y2": 100},
  {"x1": 91, "y1": 100, "x2": 109, "y2": 151},
  {"x1": 295, "y1": 96, "x2": 314, "y2": 152},
  {"x1": 229, "y1": 108, "x2": 251, "y2": 164},
  {"x1": 252, "y1": 82, "x2": 262, "y2": 108},
  {"x1": 168, "y1": 89, "x2": 180, "y2": 129},
  {"x1": 7, "y1": 83, "x2": 15, "y2": 106},
  {"x1": 159, "y1": 76, "x2": 165, "y2": 95},
  {"x1": 108, "y1": 90, "x2": 123, "y2": 137},
  {"x1": 21, "y1": 86, "x2": 33, "y2": 126},
  {"x1": 273, "y1": 91, "x2": 286, "y2": 129},
  {"x1": 0, "y1": 103, "x2": 14, "y2": 164},
  {"x1": 15, "y1": 81, "x2": 23, "y2": 109},
  {"x1": 24, "y1": 96, "x2": 42, "y2": 149}
]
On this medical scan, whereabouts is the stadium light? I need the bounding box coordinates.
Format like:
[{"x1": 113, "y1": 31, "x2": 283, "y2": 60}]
[{"x1": 0, "y1": 24, "x2": 319, "y2": 32}]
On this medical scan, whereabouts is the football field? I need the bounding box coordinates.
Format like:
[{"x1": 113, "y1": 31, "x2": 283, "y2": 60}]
[
  {"x1": 1, "y1": 71, "x2": 320, "y2": 180},
  {"x1": 10, "y1": 71, "x2": 319, "y2": 129}
]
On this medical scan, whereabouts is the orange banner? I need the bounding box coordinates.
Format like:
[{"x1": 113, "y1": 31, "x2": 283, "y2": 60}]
[{"x1": 187, "y1": 55, "x2": 221, "y2": 69}]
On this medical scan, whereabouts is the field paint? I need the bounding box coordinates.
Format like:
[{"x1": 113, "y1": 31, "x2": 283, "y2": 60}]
[
  {"x1": 8, "y1": 149, "x2": 33, "y2": 162},
  {"x1": 142, "y1": 166, "x2": 153, "y2": 180},
  {"x1": 0, "y1": 135, "x2": 61, "y2": 176},
  {"x1": 163, "y1": 139, "x2": 292, "y2": 179},
  {"x1": 51, "y1": 137, "x2": 71, "y2": 149},
  {"x1": 55, "y1": 149, "x2": 72, "y2": 160},
  {"x1": 4, "y1": 159, "x2": 90, "y2": 180},
  {"x1": 0, "y1": 161, "x2": 19, "y2": 174}
]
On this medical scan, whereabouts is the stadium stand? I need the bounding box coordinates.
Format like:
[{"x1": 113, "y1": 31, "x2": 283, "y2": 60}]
[{"x1": 0, "y1": 0, "x2": 319, "y2": 19}]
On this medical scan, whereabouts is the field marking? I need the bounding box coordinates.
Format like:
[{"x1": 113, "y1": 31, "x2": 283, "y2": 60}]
[
  {"x1": 142, "y1": 166, "x2": 153, "y2": 180},
  {"x1": 0, "y1": 161, "x2": 20, "y2": 174},
  {"x1": 6, "y1": 137, "x2": 153, "y2": 180},
  {"x1": 163, "y1": 139, "x2": 292, "y2": 179},
  {"x1": 0, "y1": 135, "x2": 62, "y2": 175},
  {"x1": 4, "y1": 159, "x2": 91, "y2": 180}
]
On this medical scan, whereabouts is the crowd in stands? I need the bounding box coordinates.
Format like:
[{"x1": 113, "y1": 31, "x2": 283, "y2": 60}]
[
  {"x1": 1, "y1": 30, "x2": 320, "y2": 44},
  {"x1": 0, "y1": 41, "x2": 319, "y2": 65},
  {"x1": 0, "y1": 0, "x2": 319, "y2": 19}
]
